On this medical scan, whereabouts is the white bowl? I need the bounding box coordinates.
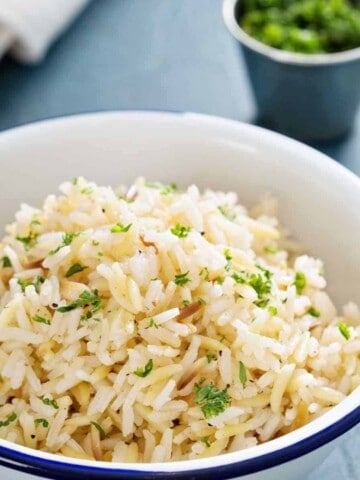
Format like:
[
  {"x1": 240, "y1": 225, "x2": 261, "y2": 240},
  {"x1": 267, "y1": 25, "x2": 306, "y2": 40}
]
[{"x1": 0, "y1": 111, "x2": 359, "y2": 480}]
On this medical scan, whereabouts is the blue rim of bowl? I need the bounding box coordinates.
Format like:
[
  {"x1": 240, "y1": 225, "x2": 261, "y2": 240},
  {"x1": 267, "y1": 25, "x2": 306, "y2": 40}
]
[
  {"x1": 0, "y1": 405, "x2": 358, "y2": 479},
  {"x1": 223, "y1": 0, "x2": 360, "y2": 66}
]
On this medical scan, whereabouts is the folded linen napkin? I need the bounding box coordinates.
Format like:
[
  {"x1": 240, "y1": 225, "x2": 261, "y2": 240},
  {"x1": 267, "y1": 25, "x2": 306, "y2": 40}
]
[{"x1": 0, "y1": 0, "x2": 90, "y2": 64}]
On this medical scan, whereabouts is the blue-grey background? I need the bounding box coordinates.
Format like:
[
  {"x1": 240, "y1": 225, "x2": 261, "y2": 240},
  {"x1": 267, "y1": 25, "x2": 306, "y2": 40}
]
[{"x1": 0, "y1": 1, "x2": 359, "y2": 479}]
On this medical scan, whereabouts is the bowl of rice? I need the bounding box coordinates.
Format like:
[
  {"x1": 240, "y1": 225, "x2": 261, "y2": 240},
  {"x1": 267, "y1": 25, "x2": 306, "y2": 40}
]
[{"x1": 0, "y1": 111, "x2": 358, "y2": 480}]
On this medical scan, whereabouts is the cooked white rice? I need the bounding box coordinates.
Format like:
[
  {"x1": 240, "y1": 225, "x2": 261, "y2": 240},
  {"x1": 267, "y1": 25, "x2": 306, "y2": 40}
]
[{"x1": 0, "y1": 176, "x2": 358, "y2": 462}]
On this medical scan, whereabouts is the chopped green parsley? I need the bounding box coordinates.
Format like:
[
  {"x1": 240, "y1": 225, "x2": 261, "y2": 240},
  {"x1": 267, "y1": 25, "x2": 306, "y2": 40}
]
[
  {"x1": 57, "y1": 289, "x2": 103, "y2": 321},
  {"x1": 174, "y1": 272, "x2": 190, "y2": 287},
  {"x1": 146, "y1": 181, "x2": 178, "y2": 195},
  {"x1": 201, "y1": 436, "x2": 211, "y2": 447},
  {"x1": 264, "y1": 245, "x2": 278, "y2": 254},
  {"x1": 110, "y1": 223, "x2": 132, "y2": 233},
  {"x1": 239, "y1": 361, "x2": 247, "y2": 387},
  {"x1": 49, "y1": 232, "x2": 79, "y2": 255},
  {"x1": 337, "y1": 322, "x2": 350, "y2": 340},
  {"x1": 268, "y1": 306, "x2": 278, "y2": 316},
  {"x1": 171, "y1": 224, "x2": 191, "y2": 238},
  {"x1": 18, "y1": 276, "x2": 45, "y2": 294},
  {"x1": 218, "y1": 205, "x2": 236, "y2": 221},
  {"x1": 80, "y1": 187, "x2": 93, "y2": 195},
  {"x1": 224, "y1": 248, "x2": 232, "y2": 272},
  {"x1": 65, "y1": 263, "x2": 88, "y2": 278},
  {"x1": 42, "y1": 398, "x2": 59, "y2": 409},
  {"x1": 91, "y1": 421, "x2": 106, "y2": 439},
  {"x1": 206, "y1": 352, "x2": 217, "y2": 363},
  {"x1": 308, "y1": 307, "x2": 320, "y2": 318},
  {"x1": 16, "y1": 231, "x2": 38, "y2": 251},
  {"x1": 146, "y1": 318, "x2": 159, "y2": 329},
  {"x1": 0, "y1": 412, "x2": 17, "y2": 427},
  {"x1": 35, "y1": 418, "x2": 49, "y2": 428},
  {"x1": 33, "y1": 315, "x2": 51, "y2": 326},
  {"x1": 134, "y1": 359, "x2": 153, "y2": 378},
  {"x1": 193, "y1": 383, "x2": 230, "y2": 419},
  {"x1": 294, "y1": 272, "x2": 306, "y2": 295},
  {"x1": 1, "y1": 256, "x2": 12, "y2": 268},
  {"x1": 232, "y1": 267, "x2": 272, "y2": 307}
]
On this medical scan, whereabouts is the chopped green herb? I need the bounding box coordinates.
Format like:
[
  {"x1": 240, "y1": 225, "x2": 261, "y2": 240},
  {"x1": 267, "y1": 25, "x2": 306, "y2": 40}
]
[
  {"x1": 182, "y1": 299, "x2": 191, "y2": 306},
  {"x1": 218, "y1": 205, "x2": 236, "y2": 221},
  {"x1": 308, "y1": 307, "x2": 320, "y2": 318},
  {"x1": 118, "y1": 196, "x2": 134, "y2": 204},
  {"x1": 35, "y1": 418, "x2": 49, "y2": 428},
  {"x1": 0, "y1": 412, "x2": 17, "y2": 427},
  {"x1": 18, "y1": 276, "x2": 45, "y2": 294},
  {"x1": 16, "y1": 232, "x2": 38, "y2": 251},
  {"x1": 200, "y1": 267, "x2": 210, "y2": 281},
  {"x1": 72, "y1": 177, "x2": 79, "y2": 185},
  {"x1": 264, "y1": 245, "x2": 278, "y2": 254},
  {"x1": 34, "y1": 276, "x2": 45, "y2": 293},
  {"x1": 198, "y1": 297, "x2": 206, "y2": 305},
  {"x1": 65, "y1": 263, "x2": 88, "y2": 278},
  {"x1": 214, "y1": 276, "x2": 224, "y2": 285},
  {"x1": 91, "y1": 421, "x2": 106, "y2": 439},
  {"x1": 42, "y1": 398, "x2": 59, "y2": 409},
  {"x1": 231, "y1": 271, "x2": 248, "y2": 284},
  {"x1": 147, "y1": 318, "x2": 159, "y2": 329},
  {"x1": 57, "y1": 289, "x2": 103, "y2": 321},
  {"x1": 63, "y1": 232, "x2": 79, "y2": 246},
  {"x1": 337, "y1": 322, "x2": 350, "y2": 340},
  {"x1": 171, "y1": 224, "x2": 191, "y2": 238},
  {"x1": 146, "y1": 181, "x2": 178, "y2": 195},
  {"x1": 92, "y1": 240, "x2": 100, "y2": 246},
  {"x1": 17, "y1": 278, "x2": 33, "y2": 292},
  {"x1": 239, "y1": 361, "x2": 247, "y2": 387},
  {"x1": 80, "y1": 187, "x2": 93, "y2": 195},
  {"x1": 30, "y1": 219, "x2": 41, "y2": 227},
  {"x1": 1, "y1": 256, "x2": 12, "y2": 268},
  {"x1": 224, "y1": 248, "x2": 232, "y2": 272},
  {"x1": 256, "y1": 264, "x2": 272, "y2": 279},
  {"x1": 268, "y1": 306, "x2": 278, "y2": 316},
  {"x1": 201, "y1": 436, "x2": 211, "y2": 448},
  {"x1": 174, "y1": 271, "x2": 190, "y2": 287},
  {"x1": 134, "y1": 359, "x2": 153, "y2": 378},
  {"x1": 206, "y1": 352, "x2": 216, "y2": 363},
  {"x1": 33, "y1": 315, "x2": 51, "y2": 325},
  {"x1": 49, "y1": 232, "x2": 79, "y2": 255},
  {"x1": 110, "y1": 223, "x2": 132, "y2": 233},
  {"x1": 294, "y1": 272, "x2": 306, "y2": 295},
  {"x1": 193, "y1": 383, "x2": 230, "y2": 419},
  {"x1": 248, "y1": 269, "x2": 272, "y2": 304}
]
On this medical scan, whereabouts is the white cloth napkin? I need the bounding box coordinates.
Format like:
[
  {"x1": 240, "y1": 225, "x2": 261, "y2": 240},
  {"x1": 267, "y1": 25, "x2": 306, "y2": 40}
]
[{"x1": 0, "y1": 0, "x2": 90, "y2": 64}]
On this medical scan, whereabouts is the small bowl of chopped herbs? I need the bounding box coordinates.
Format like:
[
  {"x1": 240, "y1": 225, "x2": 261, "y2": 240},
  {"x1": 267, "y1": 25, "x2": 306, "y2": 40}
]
[{"x1": 223, "y1": 0, "x2": 360, "y2": 141}]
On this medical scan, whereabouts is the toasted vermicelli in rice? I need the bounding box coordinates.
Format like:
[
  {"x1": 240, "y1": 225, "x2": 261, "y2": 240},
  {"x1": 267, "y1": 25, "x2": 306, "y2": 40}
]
[{"x1": 0, "y1": 177, "x2": 358, "y2": 462}]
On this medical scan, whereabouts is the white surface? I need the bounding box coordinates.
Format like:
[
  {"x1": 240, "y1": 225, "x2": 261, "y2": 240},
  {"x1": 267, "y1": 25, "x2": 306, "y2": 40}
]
[
  {"x1": 0, "y1": 112, "x2": 359, "y2": 479},
  {"x1": 0, "y1": 0, "x2": 89, "y2": 63}
]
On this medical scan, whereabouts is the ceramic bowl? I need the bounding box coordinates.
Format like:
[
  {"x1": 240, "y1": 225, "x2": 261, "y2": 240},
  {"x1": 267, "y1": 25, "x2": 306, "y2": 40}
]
[
  {"x1": 223, "y1": 0, "x2": 360, "y2": 142},
  {"x1": 0, "y1": 111, "x2": 359, "y2": 479}
]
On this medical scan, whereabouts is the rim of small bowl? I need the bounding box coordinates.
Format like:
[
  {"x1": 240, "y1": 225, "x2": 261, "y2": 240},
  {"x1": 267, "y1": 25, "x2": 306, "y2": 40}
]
[
  {"x1": 223, "y1": 0, "x2": 360, "y2": 66},
  {"x1": 0, "y1": 111, "x2": 359, "y2": 479}
]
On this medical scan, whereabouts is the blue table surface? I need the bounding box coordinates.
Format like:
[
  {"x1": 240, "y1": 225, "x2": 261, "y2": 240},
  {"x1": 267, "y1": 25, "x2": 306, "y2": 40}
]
[{"x1": 0, "y1": 1, "x2": 359, "y2": 479}]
